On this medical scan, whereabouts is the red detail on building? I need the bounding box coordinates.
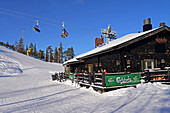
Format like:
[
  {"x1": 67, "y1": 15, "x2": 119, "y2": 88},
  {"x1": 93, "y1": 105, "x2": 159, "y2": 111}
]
[
  {"x1": 155, "y1": 37, "x2": 167, "y2": 43},
  {"x1": 95, "y1": 35, "x2": 104, "y2": 47}
]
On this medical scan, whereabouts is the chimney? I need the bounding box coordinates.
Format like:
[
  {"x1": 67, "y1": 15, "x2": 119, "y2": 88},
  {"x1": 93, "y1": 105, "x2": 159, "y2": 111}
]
[
  {"x1": 160, "y1": 22, "x2": 165, "y2": 27},
  {"x1": 143, "y1": 18, "x2": 152, "y2": 32}
]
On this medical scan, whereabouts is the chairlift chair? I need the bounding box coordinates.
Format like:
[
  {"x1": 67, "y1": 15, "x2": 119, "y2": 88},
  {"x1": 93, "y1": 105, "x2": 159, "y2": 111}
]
[
  {"x1": 61, "y1": 28, "x2": 69, "y2": 38},
  {"x1": 33, "y1": 20, "x2": 40, "y2": 33},
  {"x1": 33, "y1": 25, "x2": 40, "y2": 33}
]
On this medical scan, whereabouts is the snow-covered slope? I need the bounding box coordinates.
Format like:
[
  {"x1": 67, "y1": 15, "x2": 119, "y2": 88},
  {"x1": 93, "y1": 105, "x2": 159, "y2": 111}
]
[
  {"x1": 0, "y1": 45, "x2": 170, "y2": 113},
  {"x1": 0, "y1": 46, "x2": 64, "y2": 90}
]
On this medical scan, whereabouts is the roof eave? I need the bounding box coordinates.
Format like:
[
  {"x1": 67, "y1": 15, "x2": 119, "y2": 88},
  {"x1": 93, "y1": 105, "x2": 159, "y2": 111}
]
[{"x1": 63, "y1": 59, "x2": 85, "y2": 66}]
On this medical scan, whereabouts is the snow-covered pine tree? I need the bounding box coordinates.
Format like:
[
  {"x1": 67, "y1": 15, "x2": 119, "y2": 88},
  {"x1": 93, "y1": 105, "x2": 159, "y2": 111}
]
[
  {"x1": 58, "y1": 42, "x2": 63, "y2": 63},
  {"x1": 54, "y1": 47, "x2": 59, "y2": 62},
  {"x1": 67, "y1": 48, "x2": 71, "y2": 60},
  {"x1": 63, "y1": 50, "x2": 67, "y2": 61},
  {"x1": 18, "y1": 38, "x2": 23, "y2": 53},
  {"x1": 46, "y1": 46, "x2": 53, "y2": 62},
  {"x1": 38, "y1": 50, "x2": 44, "y2": 59},
  {"x1": 5, "y1": 42, "x2": 9, "y2": 47},
  {"x1": 46, "y1": 49, "x2": 48, "y2": 62},
  {"x1": 49, "y1": 48, "x2": 53, "y2": 62},
  {"x1": 14, "y1": 41, "x2": 18, "y2": 51},
  {"x1": 70, "y1": 47, "x2": 75, "y2": 59},
  {"x1": 26, "y1": 45, "x2": 28, "y2": 54},
  {"x1": 33, "y1": 43, "x2": 37, "y2": 57}
]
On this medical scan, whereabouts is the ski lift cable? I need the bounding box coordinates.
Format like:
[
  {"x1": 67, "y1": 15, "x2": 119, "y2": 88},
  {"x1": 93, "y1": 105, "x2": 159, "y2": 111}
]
[
  {"x1": 0, "y1": 10, "x2": 101, "y2": 35},
  {"x1": 64, "y1": 22, "x2": 99, "y2": 31},
  {"x1": 0, "y1": 7, "x2": 61, "y2": 23},
  {"x1": 0, "y1": 10, "x2": 124, "y2": 37},
  {"x1": 66, "y1": 26, "x2": 100, "y2": 35},
  {"x1": 0, "y1": 10, "x2": 61, "y2": 27},
  {"x1": 0, "y1": 7, "x2": 99, "y2": 31},
  {"x1": 0, "y1": 8, "x2": 127, "y2": 37},
  {"x1": 0, "y1": 10, "x2": 36, "y2": 22}
]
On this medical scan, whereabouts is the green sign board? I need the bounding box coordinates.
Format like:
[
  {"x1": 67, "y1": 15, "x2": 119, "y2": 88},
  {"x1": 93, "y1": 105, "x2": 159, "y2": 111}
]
[
  {"x1": 105, "y1": 73, "x2": 141, "y2": 87},
  {"x1": 69, "y1": 74, "x2": 74, "y2": 81}
]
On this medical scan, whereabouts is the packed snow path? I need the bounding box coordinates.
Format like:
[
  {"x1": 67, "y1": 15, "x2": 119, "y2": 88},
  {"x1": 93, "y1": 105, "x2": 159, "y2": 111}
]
[{"x1": 0, "y1": 46, "x2": 170, "y2": 113}]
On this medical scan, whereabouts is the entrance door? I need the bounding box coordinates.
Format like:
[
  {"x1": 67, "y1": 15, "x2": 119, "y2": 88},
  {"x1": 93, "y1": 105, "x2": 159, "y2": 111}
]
[
  {"x1": 144, "y1": 59, "x2": 155, "y2": 69},
  {"x1": 141, "y1": 59, "x2": 157, "y2": 71},
  {"x1": 145, "y1": 61, "x2": 154, "y2": 69}
]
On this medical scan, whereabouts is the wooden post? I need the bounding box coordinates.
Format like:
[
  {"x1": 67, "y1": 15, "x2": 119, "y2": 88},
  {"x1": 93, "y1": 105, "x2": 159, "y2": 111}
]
[
  {"x1": 63, "y1": 72, "x2": 65, "y2": 81},
  {"x1": 59, "y1": 73, "x2": 62, "y2": 82},
  {"x1": 89, "y1": 73, "x2": 92, "y2": 85},
  {"x1": 56, "y1": 73, "x2": 59, "y2": 81},
  {"x1": 146, "y1": 70, "x2": 150, "y2": 82},
  {"x1": 67, "y1": 73, "x2": 68, "y2": 80},
  {"x1": 82, "y1": 73, "x2": 84, "y2": 83},
  {"x1": 102, "y1": 72, "x2": 106, "y2": 87},
  {"x1": 72, "y1": 73, "x2": 74, "y2": 83}
]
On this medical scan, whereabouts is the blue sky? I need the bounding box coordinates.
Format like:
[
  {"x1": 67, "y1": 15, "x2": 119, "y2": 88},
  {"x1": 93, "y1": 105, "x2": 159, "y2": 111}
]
[{"x1": 0, "y1": 0, "x2": 170, "y2": 56}]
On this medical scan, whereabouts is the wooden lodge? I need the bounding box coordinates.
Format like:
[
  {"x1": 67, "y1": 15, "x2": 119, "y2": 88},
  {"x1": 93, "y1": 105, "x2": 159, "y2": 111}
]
[{"x1": 64, "y1": 19, "x2": 170, "y2": 74}]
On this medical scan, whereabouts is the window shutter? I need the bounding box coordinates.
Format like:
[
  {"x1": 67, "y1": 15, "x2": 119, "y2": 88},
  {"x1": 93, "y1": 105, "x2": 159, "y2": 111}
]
[
  {"x1": 154, "y1": 60, "x2": 157, "y2": 68},
  {"x1": 141, "y1": 60, "x2": 145, "y2": 71}
]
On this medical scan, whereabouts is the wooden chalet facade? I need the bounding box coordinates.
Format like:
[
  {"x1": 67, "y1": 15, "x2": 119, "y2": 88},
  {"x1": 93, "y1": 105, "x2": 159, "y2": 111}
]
[{"x1": 64, "y1": 20, "x2": 170, "y2": 73}]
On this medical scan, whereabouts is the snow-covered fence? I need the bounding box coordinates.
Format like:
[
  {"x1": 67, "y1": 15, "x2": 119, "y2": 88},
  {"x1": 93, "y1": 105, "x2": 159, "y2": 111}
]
[
  {"x1": 93, "y1": 73, "x2": 105, "y2": 87},
  {"x1": 74, "y1": 73, "x2": 83, "y2": 84},
  {"x1": 51, "y1": 73, "x2": 58, "y2": 81},
  {"x1": 81, "y1": 73, "x2": 93, "y2": 87},
  {"x1": 144, "y1": 67, "x2": 170, "y2": 83},
  {"x1": 91, "y1": 72, "x2": 141, "y2": 93},
  {"x1": 74, "y1": 73, "x2": 92, "y2": 88},
  {"x1": 51, "y1": 72, "x2": 69, "y2": 82},
  {"x1": 66, "y1": 72, "x2": 141, "y2": 93},
  {"x1": 59, "y1": 72, "x2": 65, "y2": 82}
]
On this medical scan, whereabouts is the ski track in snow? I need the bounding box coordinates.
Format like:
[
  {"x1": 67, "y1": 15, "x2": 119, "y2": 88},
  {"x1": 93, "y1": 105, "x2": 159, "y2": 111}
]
[
  {"x1": 0, "y1": 53, "x2": 22, "y2": 76},
  {"x1": 0, "y1": 45, "x2": 170, "y2": 113}
]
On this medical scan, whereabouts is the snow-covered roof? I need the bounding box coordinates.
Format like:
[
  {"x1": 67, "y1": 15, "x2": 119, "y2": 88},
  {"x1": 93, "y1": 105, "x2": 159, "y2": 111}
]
[
  {"x1": 63, "y1": 53, "x2": 84, "y2": 65},
  {"x1": 64, "y1": 26, "x2": 165, "y2": 65},
  {"x1": 63, "y1": 57, "x2": 79, "y2": 65}
]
